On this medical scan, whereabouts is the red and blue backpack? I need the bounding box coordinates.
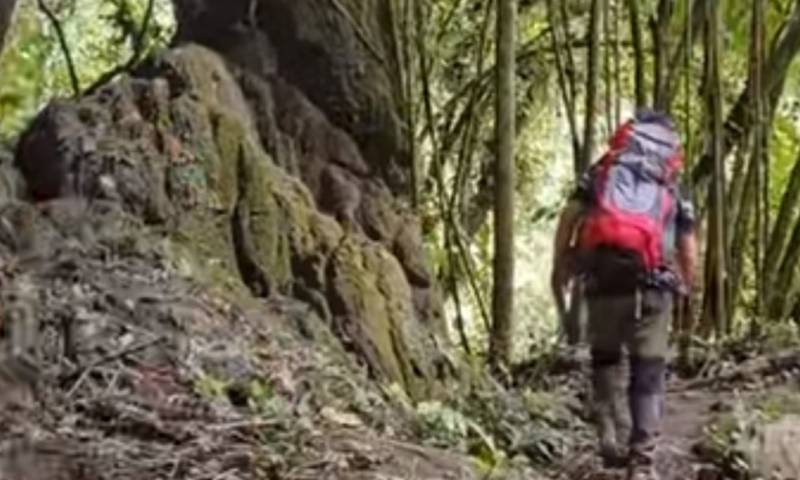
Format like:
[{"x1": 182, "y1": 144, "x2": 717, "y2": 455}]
[{"x1": 577, "y1": 111, "x2": 684, "y2": 293}]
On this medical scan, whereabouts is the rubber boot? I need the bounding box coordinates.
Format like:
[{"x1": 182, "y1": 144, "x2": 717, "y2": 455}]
[{"x1": 592, "y1": 364, "x2": 628, "y2": 468}]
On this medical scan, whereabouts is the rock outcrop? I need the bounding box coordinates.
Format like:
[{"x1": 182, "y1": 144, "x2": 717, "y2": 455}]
[
  {"x1": 0, "y1": 193, "x2": 480, "y2": 480},
  {"x1": 15, "y1": 44, "x2": 450, "y2": 400}
]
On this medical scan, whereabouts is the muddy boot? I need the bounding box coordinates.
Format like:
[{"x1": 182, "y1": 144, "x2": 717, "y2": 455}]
[
  {"x1": 627, "y1": 357, "x2": 666, "y2": 480},
  {"x1": 613, "y1": 355, "x2": 632, "y2": 450},
  {"x1": 627, "y1": 435, "x2": 661, "y2": 480},
  {"x1": 592, "y1": 363, "x2": 628, "y2": 468},
  {"x1": 626, "y1": 448, "x2": 660, "y2": 480}
]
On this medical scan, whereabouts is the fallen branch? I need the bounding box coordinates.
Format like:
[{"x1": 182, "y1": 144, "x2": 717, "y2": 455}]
[
  {"x1": 672, "y1": 349, "x2": 800, "y2": 392},
  {"x1": 63, "y1": 336, "x2": 167, "y2": 385},
  {"x1": 206, "y1": 418, "x2": 283, "y2": 432}
]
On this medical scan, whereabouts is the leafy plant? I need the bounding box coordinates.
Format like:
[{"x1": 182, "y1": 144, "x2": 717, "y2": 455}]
[
  {"x1": 415, "y1": 400, "x2": 470, "y2": 446},
  {"x1": 193, "y1": 372, "x2": 230, "y2": 400}
]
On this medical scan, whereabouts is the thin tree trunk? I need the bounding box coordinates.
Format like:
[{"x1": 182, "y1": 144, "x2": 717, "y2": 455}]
[
  {"x1": 400, "y1": 0, "x2": 417, "y2": 208},
  {"x1": 727, "y1": 144, "x2": 749, "y2": 243},
  {"x1": 692, "y1": 0, "x2": 800, "y2": 187},
  {"x1": 489, "y1": 0, "x2": 516, "y2": 370},
  {"x1": 728, "y1": 146, "x2": 756, "y2": 309},
  {"x1": 0, "y1": 0, "x2": 18, "y2": 57},
  {"x1": 703, "y1": 0, "x2": 728, "y2": 334},
  {"x1": 652, "y1": 0, "x2": 673, "y2": 111},
  {"x1": 453, "y1": 0, "x2": 494, "y2": 216},
  {"x1": 766, "y1": 149, "x2": 800, "y2": 274},
  {"x1": 682, "y1": 0, "x2": 693, "y2": 176},
  {"x1": 547, "y1": 0, "x2": 582, "y2": 175},
  {"x1": 560, "y1": 0, "x2": 579, "y2": 113},
  {"x1": 613, "y1": 0, "x2": 621, "y2": 125},
  {"x1": 765, "y1": 150, "x2": 800, "y2": 309},
  {"x1": 676, "y1": 0, "x2": 696, "y2": 366},
  {"x1": 752, "y1": 0, "x2": 767, "y2": 327},
  {"x1": 769, "y1": 216, "x2": 800, "y2": 320},
  {"x1": 626, "y1": 0, "x2": 647, "y2": 108},
  {"x1": 581, "y1": 0, "x2": 601, "y2": 172},
  {"x1": 663, "y1": 0, "x2": 705, "y2": 106},
  {"x1": 603, "y1": 0, "x2": 613, "y2": 135},
  {"x1": 38, "y1": 0, "x2": 80, "y2": 96}
]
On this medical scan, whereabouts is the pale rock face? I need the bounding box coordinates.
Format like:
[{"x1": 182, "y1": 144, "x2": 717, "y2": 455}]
[{"x1": 750, "y1": 414, "x2": 800, "y2": 479}]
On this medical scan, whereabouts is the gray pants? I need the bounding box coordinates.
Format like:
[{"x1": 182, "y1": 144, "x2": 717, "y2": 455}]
[{"x1": 586, "y1": 289, "x2": 672, "y2": 462}]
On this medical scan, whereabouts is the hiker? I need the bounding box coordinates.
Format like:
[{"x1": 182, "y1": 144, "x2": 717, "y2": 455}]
[{"x1": 551, "y1": 110, "x2": 697, "y2": 479}]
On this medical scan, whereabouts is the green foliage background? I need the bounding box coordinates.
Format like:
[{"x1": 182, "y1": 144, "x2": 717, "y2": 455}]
[{"x1": 0, "y1": 0, "x2": 174, "y2": 142}]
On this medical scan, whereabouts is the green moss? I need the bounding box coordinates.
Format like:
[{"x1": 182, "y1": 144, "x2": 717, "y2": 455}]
[
  {"x1": 208, "y1": 110, "x2": 243, "y2": 212},
  {"x1": 149, "y1": 44, "x2": 450, "y2": 404},
  {"x1": 164, "y1": 228, "x2": 254, "y2": 306},
  {"x1": 329, "y1": 236, "x2": 406, "y2": 386},
  {"x1": 239, "y1": 144, "x2": 293, "y2": 291},
  {"x1": 194, "y1": 373, "x2": 231, "y2": 400},
  {"x1": 164, "y1": 46, "x2": 240, "y2": 110},
  {"x1": 270, "y1": 168, "x2": 342, "y2": 257}
]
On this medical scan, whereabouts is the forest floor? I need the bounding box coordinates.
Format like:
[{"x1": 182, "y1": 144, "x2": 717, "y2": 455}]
[{"x1": 0, "y1": 198, "x2": 797, "y2": 480}]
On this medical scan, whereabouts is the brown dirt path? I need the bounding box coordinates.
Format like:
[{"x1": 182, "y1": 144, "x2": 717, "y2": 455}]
[{"x1": 555, "y1": 379, "x2": 744, "y2": 480}]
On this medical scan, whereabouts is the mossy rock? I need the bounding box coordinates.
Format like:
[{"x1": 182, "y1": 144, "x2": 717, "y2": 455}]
[
  {"x1": 15, "y1": 43, "x2": 453, "y2": 402},
  {"x1": 326, "y1": 234, "x2": 445, "y2": 399}
]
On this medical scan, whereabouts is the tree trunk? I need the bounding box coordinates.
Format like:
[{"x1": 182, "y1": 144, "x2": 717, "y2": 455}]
[
  {"x1": 489, "y1": 0, "x2": 516, "y2": 369},
  {"x1": 581, "y1": 0, "x2": 601, "y2": 172},
  {"x1": 0, "y1": 0, "x2": 17, "y2": 57},
  {"x1": 769, "y1": 215, "x2": 800, "y2": 320},
  {"x1": 546, "y1": 0, "x2": 582, "y2": 175},
  {"x1": 613, "y1": 0, "x2": 621, "y2": 125},
  {"x1": 701, "y1": 0, "x2": 728, "y2": 334},
  {"x1": 728, "y1": 144, "x2": 757, "y2": 309},
  {"x1": 692, "y1": 0, "x2": 800, "y2": 187},
  {"x1": 663, "y1": 0, "x2": 705, "y2": 107},
  {"x1": 603, "y1": 0, "x2": 612, "y2": 134},
  {"x1": 765, "y1": 151, "x2": 800, "y2": 297},
  {"x1": 651, "y1": 0, "x2": 673, "y2": 111},
  {"x1": 626, "y1": 0, "x2": 647, "y2": 108},
  {"x1": 752, "y1": 0, "x2": 768, "y2": 325}
]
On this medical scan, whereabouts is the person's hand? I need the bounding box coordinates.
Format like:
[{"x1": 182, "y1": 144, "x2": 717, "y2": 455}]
[
  {"x1": 551, "y1": 265, "x2": 569, "y2": 329},
  {"x1": 676, "y1": 282, "x2": 689, "y2": 299},
  {"x1": 551, "y1": 264, "x2": 567, "y2": 299}
]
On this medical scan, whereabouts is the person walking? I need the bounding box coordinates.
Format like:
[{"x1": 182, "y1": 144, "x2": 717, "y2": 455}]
[{"x1": 551, "y1": 110, "x2": 698, "y2": 479}]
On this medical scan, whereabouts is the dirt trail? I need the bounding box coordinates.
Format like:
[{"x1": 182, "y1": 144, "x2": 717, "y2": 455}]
[
  {"x1": 557, "y1": 383, "x2": 717, "y2": 480},
  {"x1": 556, "y1": 367, "x2": 800, "y2": 480},
  {"x1": 662, "y1": 386, "x2": 719, "y2": 442}
]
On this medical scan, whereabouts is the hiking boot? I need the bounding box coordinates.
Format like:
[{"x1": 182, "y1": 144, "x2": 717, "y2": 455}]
[
  {"x1": 626, "y1": 449, "x2": 660, "y2": 480},
  {"x1": 598, "y1": 407, "x2": 628, "y2": 468},
  {"x1": 629, "y1": 357, "x2": 665, "y2": 453},
  {"x1": 613, "y1": 356, "x2": 632, "y2": 446},
  {"x1": 627, "y1": 462, "x2": 660, "y2": 480},
  {"x1": 592, "y1": 363, "x2": 629, "y2": 468},
  {"x1": 630, "y1": 391, "x2": 662, "y2": 446}
]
